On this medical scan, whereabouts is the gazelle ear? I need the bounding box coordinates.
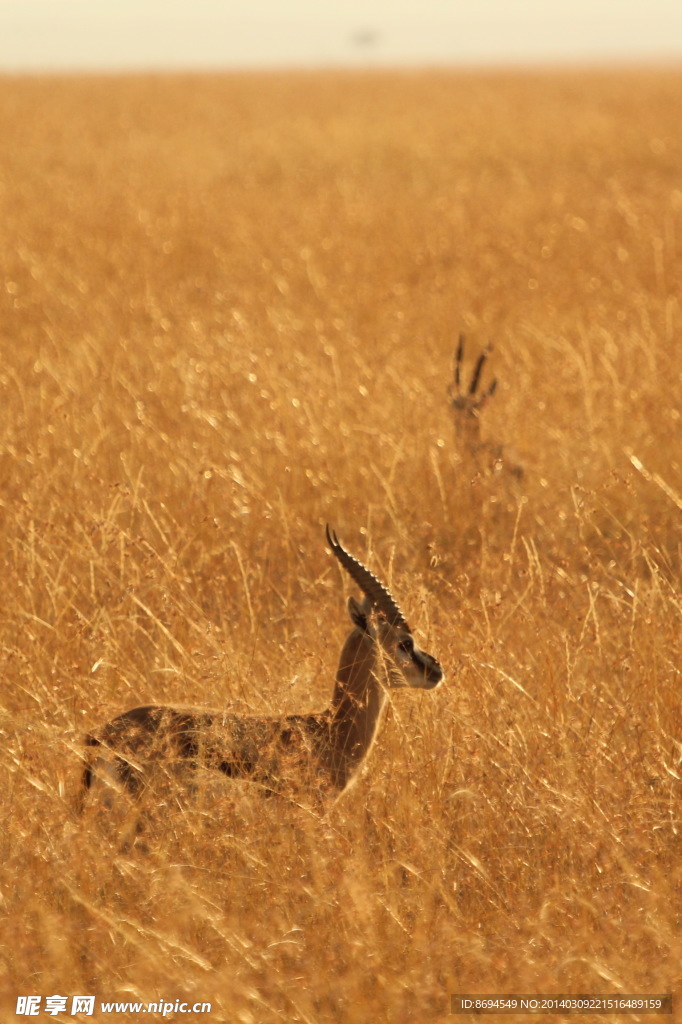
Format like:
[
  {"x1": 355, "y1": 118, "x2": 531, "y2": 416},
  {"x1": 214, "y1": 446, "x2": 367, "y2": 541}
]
[{"x1": 347, "y1": 595, "x2": 371, "y2": 632}]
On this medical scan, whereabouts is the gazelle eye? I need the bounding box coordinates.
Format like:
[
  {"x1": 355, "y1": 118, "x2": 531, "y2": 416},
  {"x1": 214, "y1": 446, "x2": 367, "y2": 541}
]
[{"x1": 398, "y1": 637, "x2": 414, "y2": 654}]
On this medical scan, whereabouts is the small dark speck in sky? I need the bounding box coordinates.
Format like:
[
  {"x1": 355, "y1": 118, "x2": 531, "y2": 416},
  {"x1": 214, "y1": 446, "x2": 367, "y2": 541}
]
[{"x1": 350, "y1": 29, "x2": 381, "y2": 48}]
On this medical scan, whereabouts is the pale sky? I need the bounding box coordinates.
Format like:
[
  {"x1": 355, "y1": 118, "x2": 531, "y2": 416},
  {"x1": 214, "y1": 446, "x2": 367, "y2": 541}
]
[{"x1": 1, "y1": 0, "x2": 681, "y2": 72}]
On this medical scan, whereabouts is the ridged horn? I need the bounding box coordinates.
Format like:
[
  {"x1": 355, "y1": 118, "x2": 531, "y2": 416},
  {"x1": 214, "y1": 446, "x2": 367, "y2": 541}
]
[{"x1": 325, "y1": 525, "x2": 409, "y2": 630}]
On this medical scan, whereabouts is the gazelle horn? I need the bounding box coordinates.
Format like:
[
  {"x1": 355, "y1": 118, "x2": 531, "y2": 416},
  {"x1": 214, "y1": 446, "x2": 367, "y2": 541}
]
[{"x1": 326, "y1": 525, "x2": 409, "y2": 630}]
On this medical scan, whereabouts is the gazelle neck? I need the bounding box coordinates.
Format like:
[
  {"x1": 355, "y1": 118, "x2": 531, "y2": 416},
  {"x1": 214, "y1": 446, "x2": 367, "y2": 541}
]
[
  {"x1": 454, "y1": 411, "x2": 482, "y2": 454},
  {"x1": 327, "y1": 626, "x2": 389, "y2": 787}
]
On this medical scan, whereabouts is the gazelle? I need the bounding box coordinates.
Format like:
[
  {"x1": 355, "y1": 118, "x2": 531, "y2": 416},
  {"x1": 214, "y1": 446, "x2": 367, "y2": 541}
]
[
  {"x1": 79, "y1": 526, "x2": 443, "y2": 808},
  {"x1": 449, "y1": 333, "x2": 522, "y2": 479}
]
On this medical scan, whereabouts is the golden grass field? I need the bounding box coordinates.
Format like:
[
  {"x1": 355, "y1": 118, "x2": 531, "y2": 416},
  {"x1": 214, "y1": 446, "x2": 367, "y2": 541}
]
[{"x1": 1, "y1": 68, "x2": 682, "y2": 1022}]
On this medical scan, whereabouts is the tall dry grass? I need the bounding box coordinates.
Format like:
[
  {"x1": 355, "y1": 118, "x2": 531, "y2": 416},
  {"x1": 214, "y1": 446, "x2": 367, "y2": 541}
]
[{"x1": 0, "y1": 69, "x2": 681, "y2": 1022}]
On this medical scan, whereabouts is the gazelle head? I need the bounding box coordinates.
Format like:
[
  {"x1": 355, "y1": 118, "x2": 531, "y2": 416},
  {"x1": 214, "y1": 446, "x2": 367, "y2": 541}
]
[
  {"x1": 449, "y1": 333, "x2": 497, "y2": 423},
  {"x1": 326, "y1": 526, "x2": 444, "y2": 691}
]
